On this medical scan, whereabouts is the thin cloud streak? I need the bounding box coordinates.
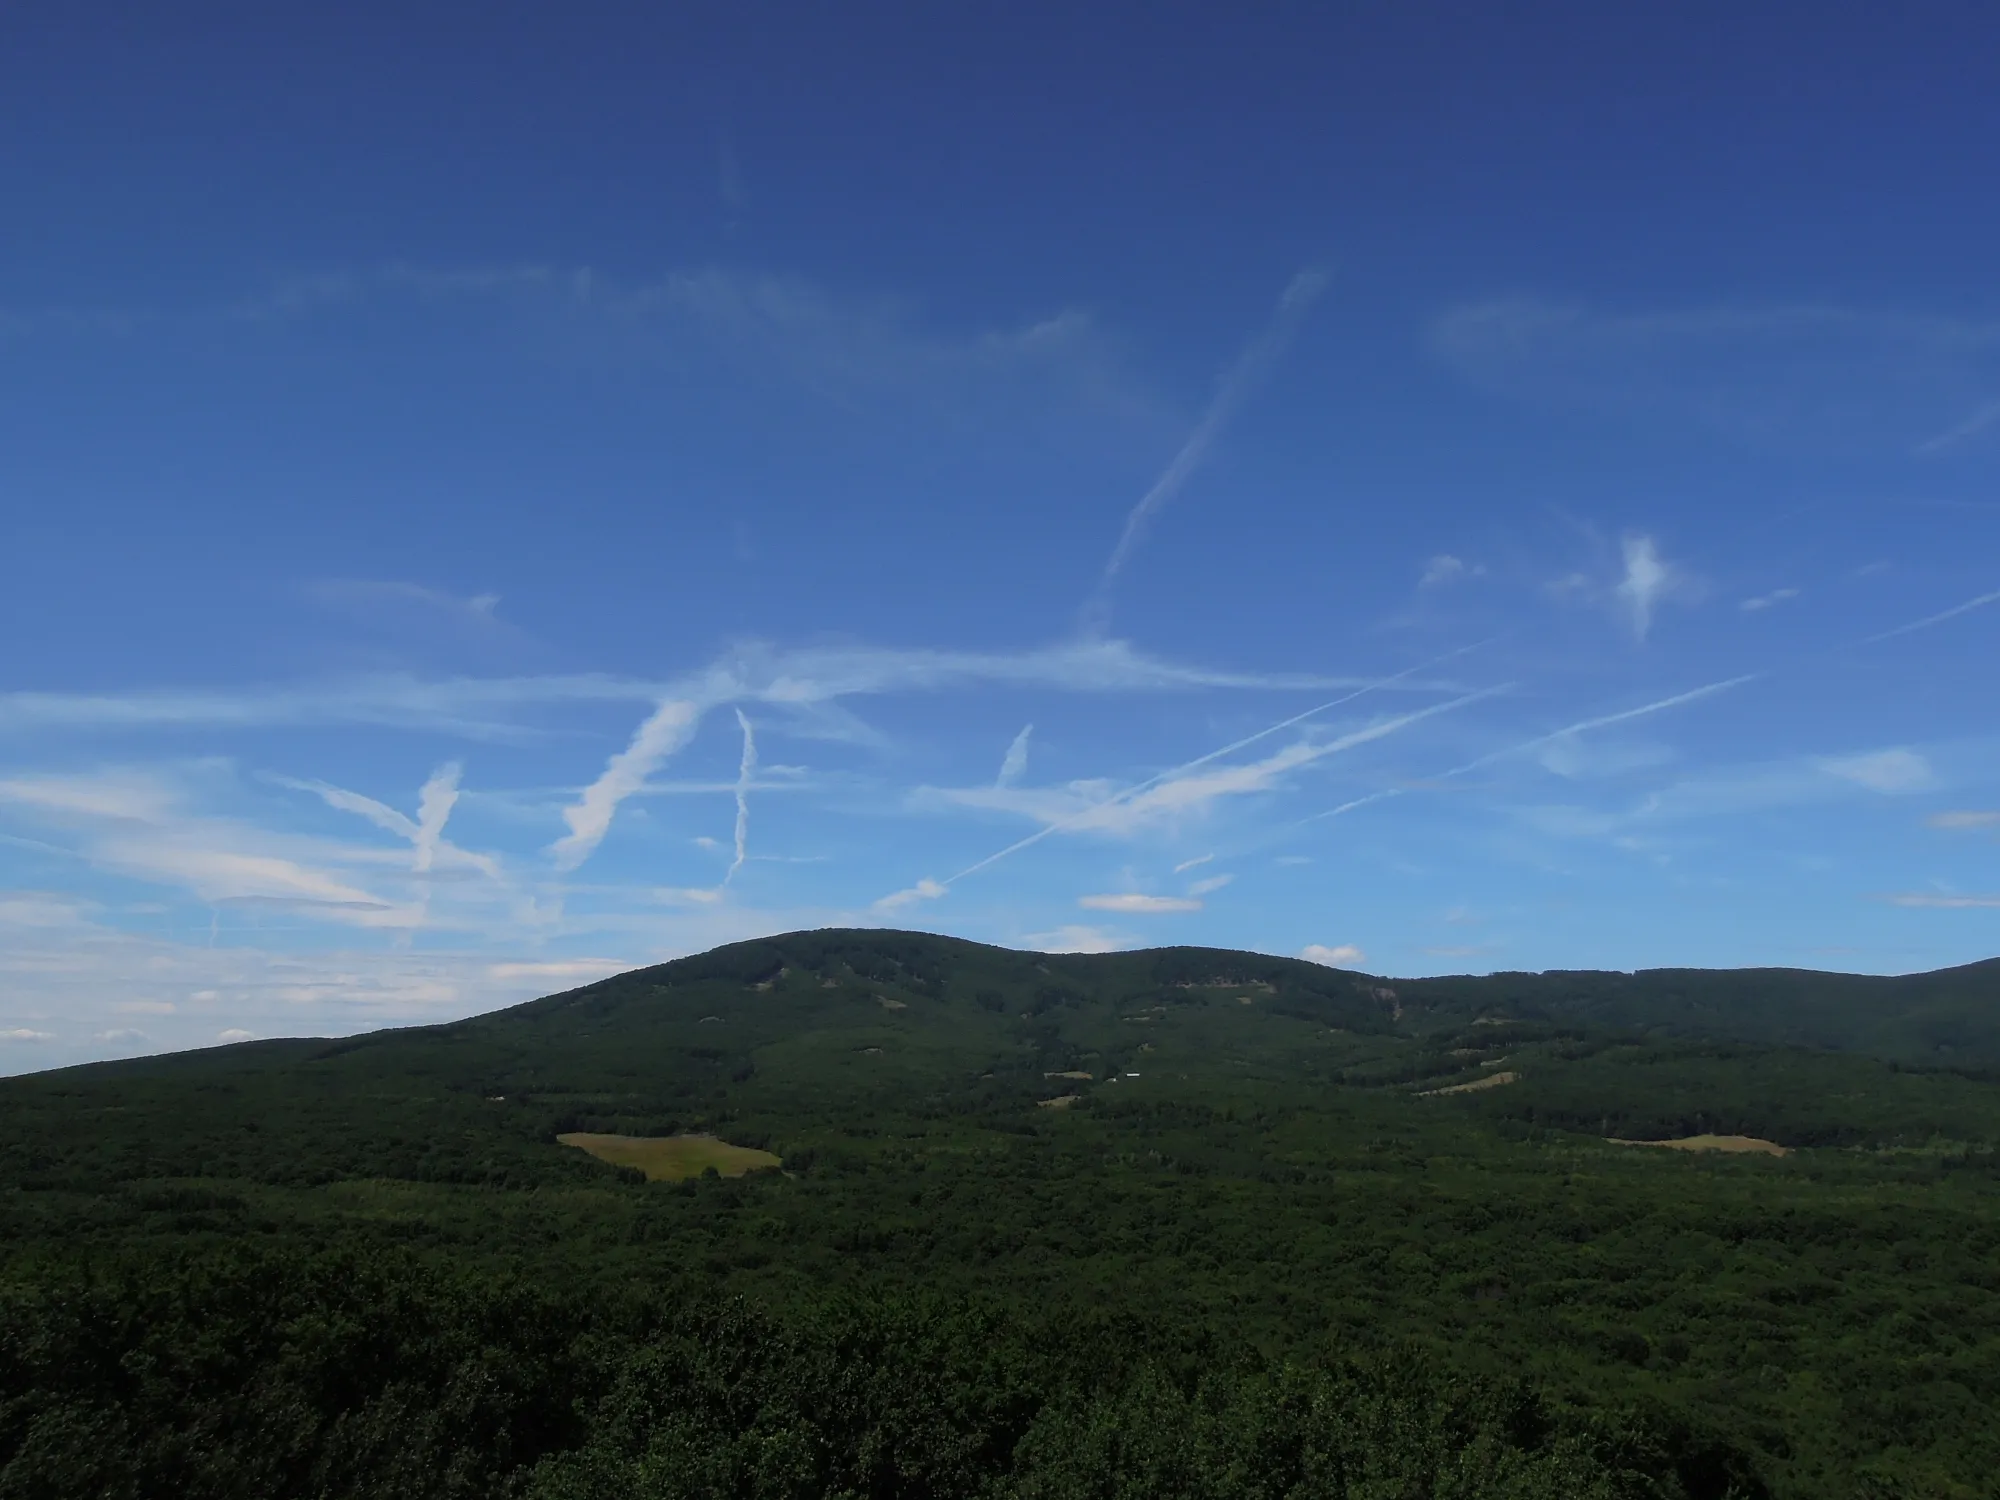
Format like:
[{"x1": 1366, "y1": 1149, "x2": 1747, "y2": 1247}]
[
  {"x1": 1863, "y1": 587, "x2": 2000, "y2": 644},
  {"x1": 412, "y1": 763, "x2": 461, "y2": 874},
  {"x1": 1086, "y1": 268, "x2": 1329, "y2": 621},
  {"x1": 550, "y1": 699, "x2": 704, "y2": 870},
  {"x1": 1915, "y1": 394, "x2": 2000, "y2": 454},
  {"x1": 1079, "y1": 892, "x2": 1201, "y2": 913},
  {"x1": 933, "y1": 643, "x2": 1497, "y2": 887},
  {"x1": 1294, "y1": 674, "x2": 1756, "y2": 829},
  {"x1": 0, "y1": 639, "x2": 1445, "y2": 740},
  {"x1": 942, "y1": 679, "x2": 1506, "y2": 888},
  {"x1": 1450, "y1": 675, "x2": 1757, "y2": 776},
  {"x1": 997, "y1": 724, "x2": 1033, "y2": 787},
  {"x1": 724, "y1": 710, "x2": 757, "y2": 885}
]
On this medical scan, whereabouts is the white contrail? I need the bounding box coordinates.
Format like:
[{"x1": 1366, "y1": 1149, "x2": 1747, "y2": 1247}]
[
  {"x1": 280, "y1": 777, "x2": 419, "y2": 841},
  {"x1": 1086, "y1": 268, "x2": 1329, "y2": 620},
  {"x1": 724, "y1": 709, "x2": 757, "y2": 885},
  {"x1": 411, "y1": 763, "x2": 461, "y2": 873},
  {"x1": 1443, "y1": 674, "x2": 1758, "y2": 777},
  {"x1": 1914, "y1": 396, "x2": 2000, "y2": 455},
  {"x1": 277, "y1": 765, "x2": 496, "y2": 878},
  {"x1": 941, "y1": 664, "x2": 1503, "y2": 889},
  {"x1": 1863, "y1": 587, "x2": 2000, "y2": 644},
  {"x1": 1293, "y1": 674, "x2": 1756, "y2": 829},
  {"x1": 1300, "y1": 789, "x2": 1402, "y2": 826},
  {"x1": 550, "y1": 698, "x2": 705, "y2": 870}
]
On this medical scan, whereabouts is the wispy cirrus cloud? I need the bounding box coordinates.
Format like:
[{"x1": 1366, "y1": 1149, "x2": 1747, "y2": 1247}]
[
  {"x1": 874, "y1": 877, "x2": 946, "y2": 913},
  {"x1": 996, "y1": 724, "x2": 1034, "y2": 787},
  {"x1": 0, "y1": 769, "x2": 428, "y2": 928},
  {"x1": 1292, "y1": 674, "x2": 1756, "y2": 833},
  {"x1": 1928, "y1": 810, "x2": 2000, "y2": 830},
  {"x1": 274, "y1": 765, "x2": 497, "y2": 879},
  {"x1": 1741, "y1": 586, "x2": 1801, "y2": 612},
  {"x1": 0, "y1": 638, "x2": 1429, "y2": 742},
  {"x1": 0, "y1": 892, "x2": 93, "y2": 928},
  {"x1": 923, "y1": 650, "x2": 1502, "y2": 895},
  {"x1": 223, "y1": 263, "x2": 1154, "y2": 433},
  {"x1": 1820, "y1": 748, "x2": 1935, "y2": 794},
  {"x1": 1884, "y1": 892, "x2": 2000, "y2": 909},
  {"x1": 1433, "y1": 298, "x2": 2000, "y2": 453},
  {"x1": 926, "y1": 686, "x2": 1503, "y2": 887},
  {"x1": 1079, "y1": 892, "x2": 1201, "y2": 913}
]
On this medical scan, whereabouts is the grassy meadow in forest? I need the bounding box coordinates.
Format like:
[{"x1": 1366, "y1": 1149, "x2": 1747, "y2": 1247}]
[{"x1": 556, "y1": 1132, "x2": 782, "y2": 1181}]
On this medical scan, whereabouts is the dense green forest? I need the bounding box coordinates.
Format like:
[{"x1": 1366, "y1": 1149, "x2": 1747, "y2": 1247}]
[{"x1": 5, "y1": 930, "x2": 1999, "y2": 1498}]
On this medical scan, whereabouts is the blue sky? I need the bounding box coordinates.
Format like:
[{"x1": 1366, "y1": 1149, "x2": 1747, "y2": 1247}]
[{"x1": 4, "y1": 3, "x2": 1999, "y2": 1069}]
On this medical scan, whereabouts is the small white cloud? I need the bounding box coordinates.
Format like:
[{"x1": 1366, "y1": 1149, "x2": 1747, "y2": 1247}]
[
  {"x1": 1186, "y1": 874, "x2": 1234, "y2": 896},
  {"x1": 1079, "y1": 893, "x2": 1201, "y2": 913},
  {"x1": 95, "y1": 1028, "x2": 150, "y2": 1043},
  {"x1": 693, "y1": 835, "x2": 723, "y2": 850},
  {"x1": 1821, "y1": 748, "x2": 1935, "y2": 794},
  {"x1": 1740, "y1": 586, "x2": 1802, "y2": 612},
  {"x1": 114, "y1": 1000, "x2": 177, "y2": 1015},
  {"x1": 217, "y1": 1028, "x2": 257, "y2": 1043},
  {"x1": 1300, "y1": 943, "x2": 1366, "y2": 968},
  {"x1": 1886, "y1": 892, "x2": 2000, "y2": 909},
  {"x1": 2, "y1": 1028, "x2": 54, "y2": 1043},
  {"x1": 996, "y1": 724, "x2": 1034, "y2": 788},
  {"x1": 1613, "y1": 534, "x2": 1683, "y2": 641},
  {"x1": 875, "y1": 877, "x2": 947, "y2": 912},
  {"x1": 1172, "y1": 853, "x2": 1214, "y2": 873},
  {"x1": 1420, "y1": 554, "x2": 1484, "y2": 588},
  {"x1": 1929, "y1": 810, "x2": 2000, "y2": 830},
  {"x1": 1025, "y1": 924, "x2": 1131, "y2": 954}
]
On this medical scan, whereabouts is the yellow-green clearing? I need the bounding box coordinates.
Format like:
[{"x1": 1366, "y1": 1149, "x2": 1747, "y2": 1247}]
[
  {"x1": 1610, "y1": 1134, "x2": 1790, "y2": 1157},
  {"x1": 557, "y1": 1132, "x2": 781, "y2": 1181}
]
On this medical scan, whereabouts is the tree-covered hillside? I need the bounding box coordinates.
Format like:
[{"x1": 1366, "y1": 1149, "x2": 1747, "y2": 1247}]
[{"x1": 4, "y1": 930, "x2": 1999, "y2": 1498}]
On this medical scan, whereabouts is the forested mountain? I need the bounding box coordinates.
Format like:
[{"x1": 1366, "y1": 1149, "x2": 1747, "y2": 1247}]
[{"x1": 4, "y1": 930, "x2": 1998, "y2": 1498}]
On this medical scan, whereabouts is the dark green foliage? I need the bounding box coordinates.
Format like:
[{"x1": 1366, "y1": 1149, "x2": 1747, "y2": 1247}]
[
  {"x1": 4, "y1": 929, "x2": 2000, "y2": 1497},
  {"x1": 0, "y1": 1250, "x2": 1736, "y2": 1500}
]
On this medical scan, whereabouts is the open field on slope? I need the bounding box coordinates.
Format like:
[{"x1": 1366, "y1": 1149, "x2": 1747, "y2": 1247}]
[
  {"x1": 1612, "y1": 1133, "x2": 1791, "y2": 1156},
  {"x1": 557, "y1": 1131, "x2": 781, "y2": 1180}
]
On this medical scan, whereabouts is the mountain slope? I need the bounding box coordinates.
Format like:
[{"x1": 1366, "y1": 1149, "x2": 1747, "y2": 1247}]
[{"x1": 5, "y1": 930, "x2": 2000, "y2": 1497}]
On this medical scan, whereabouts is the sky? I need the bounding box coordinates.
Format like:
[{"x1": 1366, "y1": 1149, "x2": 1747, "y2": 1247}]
[{"x1": 3, "y1": 2, "x2": 1999, "y2": 1071}]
